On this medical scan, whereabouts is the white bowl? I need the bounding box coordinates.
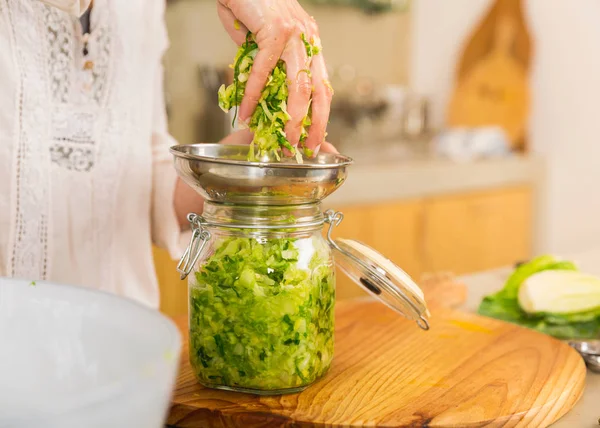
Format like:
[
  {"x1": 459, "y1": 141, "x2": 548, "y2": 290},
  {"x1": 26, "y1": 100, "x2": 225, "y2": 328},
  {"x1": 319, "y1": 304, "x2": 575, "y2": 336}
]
[{"x1": 0, "y1": 277, "x2": 181, "y2": 428}]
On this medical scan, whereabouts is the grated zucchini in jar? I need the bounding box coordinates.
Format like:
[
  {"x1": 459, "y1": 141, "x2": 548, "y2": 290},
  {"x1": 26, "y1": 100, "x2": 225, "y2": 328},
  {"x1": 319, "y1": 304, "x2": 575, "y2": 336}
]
[{"x1": 189, "y1": 235, "x2": 335, "y2": 391}]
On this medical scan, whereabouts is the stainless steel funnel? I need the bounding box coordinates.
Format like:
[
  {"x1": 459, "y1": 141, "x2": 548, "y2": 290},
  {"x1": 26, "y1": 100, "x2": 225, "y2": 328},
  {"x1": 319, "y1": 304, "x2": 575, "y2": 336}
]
[{"x1": 170, "y1": 144, "x2": 353, "y2": 205}]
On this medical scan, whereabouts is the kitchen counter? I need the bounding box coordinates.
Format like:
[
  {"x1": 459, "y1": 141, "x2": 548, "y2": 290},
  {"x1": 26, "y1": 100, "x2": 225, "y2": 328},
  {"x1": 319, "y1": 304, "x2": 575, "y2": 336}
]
[
  {"x1": 460, "y1": 248, "x2": 600, "y2": 428},
  {"x1": 166, "y1": 266, "x2": 590, "y2": 427},
  {"x1": 324, "y1": 150, "x2": 542, "y2": 207}
]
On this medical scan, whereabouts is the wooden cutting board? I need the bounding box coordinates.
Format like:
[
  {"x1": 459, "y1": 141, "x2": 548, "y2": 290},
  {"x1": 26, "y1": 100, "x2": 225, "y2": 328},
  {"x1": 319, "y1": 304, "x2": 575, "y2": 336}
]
[{"x1": 166, "y1": 274, "x2": 585, "y2": 427}]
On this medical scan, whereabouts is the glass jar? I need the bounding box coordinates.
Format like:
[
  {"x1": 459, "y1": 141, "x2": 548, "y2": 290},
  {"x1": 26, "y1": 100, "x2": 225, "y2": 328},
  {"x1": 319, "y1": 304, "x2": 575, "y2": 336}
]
[{"x1": 177, "y1": 201, "x2": 429, "y2": 395}]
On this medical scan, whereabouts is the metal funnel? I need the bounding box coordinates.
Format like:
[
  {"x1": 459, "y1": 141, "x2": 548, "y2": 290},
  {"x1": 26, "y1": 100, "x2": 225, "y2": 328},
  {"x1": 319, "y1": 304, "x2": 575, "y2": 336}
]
[{"x1": 170, "y1": 144, "x2": 353, "y2": 205}]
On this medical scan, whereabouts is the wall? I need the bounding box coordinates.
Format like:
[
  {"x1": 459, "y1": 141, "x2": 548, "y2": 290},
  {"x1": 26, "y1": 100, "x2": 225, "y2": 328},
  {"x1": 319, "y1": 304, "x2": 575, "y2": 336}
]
[
  {"x1": 409, "y1": 0, "x2": 600, "y2": 255},
  {"x1": 163, "y1": 0, "x2": 411, "y2": 145}
]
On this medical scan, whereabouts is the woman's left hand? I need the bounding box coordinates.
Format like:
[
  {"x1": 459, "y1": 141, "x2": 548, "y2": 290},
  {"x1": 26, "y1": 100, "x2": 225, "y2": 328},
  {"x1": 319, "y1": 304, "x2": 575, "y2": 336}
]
[{"x1": 217, "y1": 0, "x2": 333, "y2": 155}]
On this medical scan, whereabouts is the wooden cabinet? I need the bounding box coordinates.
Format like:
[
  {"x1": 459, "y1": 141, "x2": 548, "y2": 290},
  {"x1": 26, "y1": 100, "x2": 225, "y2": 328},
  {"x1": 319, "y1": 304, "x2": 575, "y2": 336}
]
[
  {"x1": 422, "y1": 186, "x2": 532, "y2": 274},
  {"x1": 327, "y1": 200, "x2": 424, "y2": 300},
  {"x1": 154, "y1": 185, "x2": 533, "y2": 316},
  {"x1": 329, "y1": 185, "x2": 532, "y2": 299},
  {"x1": 153, "y1": 246, "x2": 187, "y2": 317}
]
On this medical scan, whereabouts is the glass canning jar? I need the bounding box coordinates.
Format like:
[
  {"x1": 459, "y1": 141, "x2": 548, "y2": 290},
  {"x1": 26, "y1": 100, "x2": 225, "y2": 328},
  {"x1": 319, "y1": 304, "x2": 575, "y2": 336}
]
[{"x1": 177, "y1": 201, "x2": 429, "y2": 395}]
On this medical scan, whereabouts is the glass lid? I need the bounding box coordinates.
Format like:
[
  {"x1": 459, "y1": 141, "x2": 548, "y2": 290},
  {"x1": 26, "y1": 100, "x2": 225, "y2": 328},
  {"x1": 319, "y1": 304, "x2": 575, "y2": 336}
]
[{"x1": 325, "y1": 211, "x2": 430, "y2": 330}]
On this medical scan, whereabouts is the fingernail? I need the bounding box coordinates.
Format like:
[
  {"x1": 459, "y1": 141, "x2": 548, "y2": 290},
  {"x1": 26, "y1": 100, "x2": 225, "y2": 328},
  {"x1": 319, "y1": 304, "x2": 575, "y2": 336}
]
[
  {"x1": 313, "y1": 144, "x2": 321, "y2": 156},
  {"x1": 237, "y1": 118, "x2": 249, "y2": 129}
]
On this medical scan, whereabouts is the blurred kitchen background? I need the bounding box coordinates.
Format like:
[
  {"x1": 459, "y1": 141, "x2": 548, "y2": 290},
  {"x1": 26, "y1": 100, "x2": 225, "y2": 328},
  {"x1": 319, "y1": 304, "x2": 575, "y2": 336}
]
[{"x1": 155, "y1": 0, "x2": 600, "y2": 316}]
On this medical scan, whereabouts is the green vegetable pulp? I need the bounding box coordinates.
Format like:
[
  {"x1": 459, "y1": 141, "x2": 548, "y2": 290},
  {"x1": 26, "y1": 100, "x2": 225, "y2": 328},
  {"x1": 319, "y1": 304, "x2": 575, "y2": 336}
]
[
  {"x1": 189, "y1": 235, "x2": 335, "y2": 392},
  {"x1": 478, "y1": 255, "x2": 600, "y2": 339},
  {"x1": 218, "y1": 32, "x2": 320, "y2": 162}
]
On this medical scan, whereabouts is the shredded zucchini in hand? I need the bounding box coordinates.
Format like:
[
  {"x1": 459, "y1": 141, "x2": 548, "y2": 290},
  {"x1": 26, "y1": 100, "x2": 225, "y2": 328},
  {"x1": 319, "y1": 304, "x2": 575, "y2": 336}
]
[{"x1": 218, "y1": 32, "x2": 322, "y2": 162}]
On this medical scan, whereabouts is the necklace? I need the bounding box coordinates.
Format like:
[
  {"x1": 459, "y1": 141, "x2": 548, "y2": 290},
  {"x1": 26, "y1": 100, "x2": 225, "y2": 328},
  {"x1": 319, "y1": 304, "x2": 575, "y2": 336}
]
[{"x1": 80, "y1": 5, "x2": 93, "y2": 71}]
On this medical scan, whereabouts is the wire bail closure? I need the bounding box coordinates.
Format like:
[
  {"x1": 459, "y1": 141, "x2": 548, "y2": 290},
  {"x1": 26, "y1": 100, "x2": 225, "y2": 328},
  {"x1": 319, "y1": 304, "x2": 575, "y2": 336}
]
[
  {"x1": 324, "y1": 209, "x2": 344, "y2": 247},
  {"x1": 177, "y1": 213, "x2": 211, "y2": 280}
]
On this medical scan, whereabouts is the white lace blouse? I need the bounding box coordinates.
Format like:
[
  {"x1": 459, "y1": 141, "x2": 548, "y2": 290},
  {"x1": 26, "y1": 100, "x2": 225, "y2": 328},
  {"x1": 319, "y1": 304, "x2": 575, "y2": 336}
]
[{"x1": 0, "y1": 0, "x2": 183, "y2": 308}]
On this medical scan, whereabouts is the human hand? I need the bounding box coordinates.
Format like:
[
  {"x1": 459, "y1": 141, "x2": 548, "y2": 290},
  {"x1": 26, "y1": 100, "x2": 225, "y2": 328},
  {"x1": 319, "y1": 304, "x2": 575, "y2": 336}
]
[
  {"x1": 217, "y1": 0, "x2": 333, "y2": 155},
  {"x1": 220, "y1": 129, "x2": 338, "y2": 154}
]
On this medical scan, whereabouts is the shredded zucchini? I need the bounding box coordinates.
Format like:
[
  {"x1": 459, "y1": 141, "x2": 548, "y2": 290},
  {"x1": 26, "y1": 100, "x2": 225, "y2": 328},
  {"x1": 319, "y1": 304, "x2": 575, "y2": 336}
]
[
  {"x1": 218, "y1": 32, "x2": 322, "y2": 162},
  {"x1": 189, "y1": 235, "x2": 335, "y2": 391}
]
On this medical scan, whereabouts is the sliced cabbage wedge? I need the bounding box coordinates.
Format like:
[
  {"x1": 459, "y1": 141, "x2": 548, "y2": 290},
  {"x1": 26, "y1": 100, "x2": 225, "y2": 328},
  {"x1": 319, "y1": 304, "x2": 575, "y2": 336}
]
[
  {"x1": 478, "y1": 254, "x2": 600, "y2": 339},
  {"x1": 518, "y1": 270, "x2": 600, "y2": 314}
]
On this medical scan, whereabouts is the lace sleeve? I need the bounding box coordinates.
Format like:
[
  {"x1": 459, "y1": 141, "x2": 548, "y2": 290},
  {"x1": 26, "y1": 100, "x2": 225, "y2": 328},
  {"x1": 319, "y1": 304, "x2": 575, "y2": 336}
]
[
  {"x1": 149, "y1": 0, "x2": 193, "y2": 259},
  {"x1": 150, "y1": 57, "x2": 190, "y2": 259},
  {"x1": 38, "y1": 0, "x2": 91, "y2": 16}
]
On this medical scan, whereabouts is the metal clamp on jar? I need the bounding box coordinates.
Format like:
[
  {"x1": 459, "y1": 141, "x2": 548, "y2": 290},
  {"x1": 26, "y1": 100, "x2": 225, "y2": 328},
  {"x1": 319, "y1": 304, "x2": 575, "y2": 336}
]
[{"x1": 171, "y1": 144, "x2": 430, "y2": 395}]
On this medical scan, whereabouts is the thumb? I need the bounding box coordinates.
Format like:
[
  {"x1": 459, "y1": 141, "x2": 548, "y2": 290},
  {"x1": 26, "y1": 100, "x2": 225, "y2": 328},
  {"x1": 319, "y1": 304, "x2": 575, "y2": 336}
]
[
  {"x1": 219, "y1": 129, "x2": 254, "y2": 146},
  {"x1": 318, "y1": 141, "x2": 339, "y2": 155}
]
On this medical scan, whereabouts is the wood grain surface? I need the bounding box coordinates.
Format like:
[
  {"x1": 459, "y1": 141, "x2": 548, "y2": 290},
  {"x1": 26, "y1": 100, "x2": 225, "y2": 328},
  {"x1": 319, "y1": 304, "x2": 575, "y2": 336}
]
[{"x1": 166, "y1": 274, "x2": 585, "y2": 427}]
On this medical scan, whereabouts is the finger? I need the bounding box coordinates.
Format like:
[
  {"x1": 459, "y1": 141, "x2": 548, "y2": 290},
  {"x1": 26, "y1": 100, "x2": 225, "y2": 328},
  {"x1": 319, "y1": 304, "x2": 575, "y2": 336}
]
[
  {"x1": 220, "y1": 129, "x2": 254, "y2": 145},
  {"x1": 238, "y1": 29, "x2": 289, "y2": 123},
  {"x1": 282, "y1": 34, "x2": 312, "y2": 150},
  {"x1": 318, "y1": 141, "x2": 339, "y2": 154},
  {"x1": 304, "y1": 51, "x2": 332, "y2": 152},
  {"x1": 290, "y1": 0, "x2": 314, "y2": 26},
  {"x1": 217, "y1": 3, "x2": 249, "y2": 46}
]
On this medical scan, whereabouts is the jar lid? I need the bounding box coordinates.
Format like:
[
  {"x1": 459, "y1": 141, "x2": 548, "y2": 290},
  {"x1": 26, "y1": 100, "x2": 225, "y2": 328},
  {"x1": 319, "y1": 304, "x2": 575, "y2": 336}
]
[{"x1": 332, "y1": 238, "x2": 430, "y2": 330}]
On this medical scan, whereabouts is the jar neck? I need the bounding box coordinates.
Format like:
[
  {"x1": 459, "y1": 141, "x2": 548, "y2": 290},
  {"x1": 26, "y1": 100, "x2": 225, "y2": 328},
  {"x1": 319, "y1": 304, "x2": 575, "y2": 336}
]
[{"x1": 200, "y1": 201, "x2": 325, "y2": 231}]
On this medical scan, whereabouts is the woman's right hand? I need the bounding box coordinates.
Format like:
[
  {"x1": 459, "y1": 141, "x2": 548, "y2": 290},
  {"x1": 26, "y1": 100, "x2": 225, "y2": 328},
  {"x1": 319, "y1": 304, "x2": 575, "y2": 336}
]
[{"x1": 217, "y1": 0, "x2": 333, "y2": 156}]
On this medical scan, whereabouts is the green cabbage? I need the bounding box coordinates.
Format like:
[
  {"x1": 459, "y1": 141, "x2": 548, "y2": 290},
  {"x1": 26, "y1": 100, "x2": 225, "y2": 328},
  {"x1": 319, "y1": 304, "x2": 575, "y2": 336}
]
[
  {"x1": 189, "y1": 235, "x2": 335, "y2": 392},
  {"x1": 478, "y1": 255, "x2": 600, "y2": 339},
  {"x1": 218, "y1": 32, "x2": 319, "y2": 162}
]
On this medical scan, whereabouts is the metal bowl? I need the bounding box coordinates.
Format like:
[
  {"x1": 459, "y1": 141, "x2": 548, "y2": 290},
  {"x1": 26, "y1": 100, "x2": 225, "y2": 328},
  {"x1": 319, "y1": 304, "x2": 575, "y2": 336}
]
[
  {"x1": 170, "y1": 144, "x2": 353, "y2": 205},
  {"x1": 569, "y1": 340, "x2": 600, "y2": 356},
  {"x1": 583, "y1": 354, "x2": 600, "y2": 373},
  {"x1": 568, "y1": 340, "x2": 600, "y2": 373}
]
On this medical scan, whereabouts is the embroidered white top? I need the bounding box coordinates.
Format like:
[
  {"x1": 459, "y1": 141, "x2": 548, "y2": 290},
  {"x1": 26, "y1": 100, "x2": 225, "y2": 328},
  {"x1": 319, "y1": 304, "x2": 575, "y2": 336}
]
[{"x1": 0, "y1": 0, "x2": 183, "y2": 308}]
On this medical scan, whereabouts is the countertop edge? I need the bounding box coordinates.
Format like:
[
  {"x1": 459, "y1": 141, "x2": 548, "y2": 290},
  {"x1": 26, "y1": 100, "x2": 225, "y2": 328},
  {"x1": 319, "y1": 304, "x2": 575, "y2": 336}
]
[{"x1": 323, "y1": 154, "x2": 543, "y2": 206}]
